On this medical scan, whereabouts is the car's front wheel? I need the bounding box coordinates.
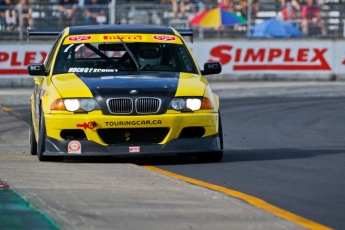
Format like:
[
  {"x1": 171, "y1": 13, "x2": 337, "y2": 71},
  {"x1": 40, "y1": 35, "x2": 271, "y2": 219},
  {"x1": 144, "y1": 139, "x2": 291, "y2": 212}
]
[
  {"x1": 29, "y1": 113, "x2": 37, "y2": 155},
  {"x1": 37, "y1": 109, "x2": 63, "y2": 162}
]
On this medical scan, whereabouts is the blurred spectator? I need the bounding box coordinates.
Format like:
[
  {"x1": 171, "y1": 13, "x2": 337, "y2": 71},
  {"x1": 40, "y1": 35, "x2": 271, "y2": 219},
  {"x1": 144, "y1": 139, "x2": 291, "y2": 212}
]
[
  {"x1": 239, "y1": 0, "x2": 259, "y2": 20},
  {"x1": 58, "y1": 0, "x2": 78, "y2": 28},
  {"x1": 300, "y1": 0, "x2": 326, "y2": 36},
  {"x1": 280, "y1": 0, "x2": 300, "y2": 21},
  {"x1": 215, "y1": 0, "x2": 237, "y2": 31},
  {"x1": 15, "y1": 0, "x2": 33, "y2": 29},
  {"x1": 0, "y1": 0, "x2": 6, "y2": 30},
  {"x1": 171, "y1": 0, "x2": 185, "y2": 19},
  {"x1": 184, "y1": 0, "x2": 204, "y2": 14},
  {"x1": 0, "y1": 0, "x2": 17, "y2": 31},
  {"x1": 217, "y1": 0, "x2": 236, "y2": 11},
  {"x1": 279, "y1": 0, "x2": 286, "y2": 8},
  {"x1": 84, "y1": 0, "x2": 108, "y2": 25},
  {"x1": 190, "y1": 0, "x2": 204, "y2": 13}
]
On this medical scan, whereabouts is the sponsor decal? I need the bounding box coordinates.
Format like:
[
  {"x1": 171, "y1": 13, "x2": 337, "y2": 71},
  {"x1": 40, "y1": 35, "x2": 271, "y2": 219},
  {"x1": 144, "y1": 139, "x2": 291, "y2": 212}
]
[
  {"x1": 29, "y1": 65, "x2": 42, "y2": 71},
  {"x1": 207, "y1": 45, "x2": 331, "y2": 71},
  {"x1": 68, "y1": 67, "x2": 117, "y2": 73},
  {"x1": 129, "y1": 146, "x2": 140, "y2": 152},
  {"x1": 206, "y1": 63, "x2": 220, "y2": 69},
  {"x1": 103, "y1": 35, "x2": 144, "y2": 41},
  {"x1": 105, "y1": 120, "x2": 162, "y2": 126},
  {"x1": 68, "y1": 35, "x2": 92, "y2": 41},
  {"x1": 77, "y1": 121, "x2": 97, "y2": 130},
  {"x1": 153, "y1": 35, "x2": 176, "y2": 41},
  {"x1": 68, "y1": 141, "x2": 81, "y2": 154}
]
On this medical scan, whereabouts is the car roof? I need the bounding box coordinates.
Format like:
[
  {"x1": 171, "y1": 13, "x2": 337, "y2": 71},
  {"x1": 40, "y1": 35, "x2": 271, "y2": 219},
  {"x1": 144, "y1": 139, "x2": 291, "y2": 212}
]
[{"x1": 68, "y1": 24, "x2": 175, "y2": 35}]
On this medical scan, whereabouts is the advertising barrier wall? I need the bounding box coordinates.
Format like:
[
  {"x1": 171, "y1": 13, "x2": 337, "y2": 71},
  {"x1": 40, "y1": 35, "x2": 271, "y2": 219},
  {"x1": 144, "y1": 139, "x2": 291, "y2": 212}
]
[
  {"x1": 1, "y1": 40, "x2": 345, "y2": 86},
  {"x1": 190, "y1": 40, "x2": 343, "y2": 81}
]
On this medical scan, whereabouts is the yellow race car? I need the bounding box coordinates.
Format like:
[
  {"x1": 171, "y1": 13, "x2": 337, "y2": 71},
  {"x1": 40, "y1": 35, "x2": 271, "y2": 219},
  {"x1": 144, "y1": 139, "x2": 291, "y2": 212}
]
[{"x1": 27, "y1": 24, "x2": 223, "y2": 162}]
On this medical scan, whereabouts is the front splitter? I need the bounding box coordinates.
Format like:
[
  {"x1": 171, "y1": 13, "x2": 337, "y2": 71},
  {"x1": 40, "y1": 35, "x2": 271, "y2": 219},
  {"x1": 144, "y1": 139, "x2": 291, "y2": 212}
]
[{"x1": 43, "y1": 134, "x2": 222, "y2": 156}]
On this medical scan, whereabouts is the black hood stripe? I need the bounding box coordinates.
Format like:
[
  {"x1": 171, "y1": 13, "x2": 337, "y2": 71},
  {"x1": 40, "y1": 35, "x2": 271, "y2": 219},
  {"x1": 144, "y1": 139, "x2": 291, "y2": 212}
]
[
  {"x1": 77, "y1": 72, "x2": 179, "y2": 95},
  {"x1": 77, "y1": 72, "x2": 180, "y2": 115}
]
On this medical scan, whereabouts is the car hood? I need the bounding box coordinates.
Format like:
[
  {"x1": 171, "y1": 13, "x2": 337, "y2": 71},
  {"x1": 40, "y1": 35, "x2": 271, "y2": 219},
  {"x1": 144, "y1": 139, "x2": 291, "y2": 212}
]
[
  {"x1": 81, "y1": 74, "x2": 179, "y2": 99},
  {"x1": 52, "y1": 72, "x2": 206, "y2": 115},
  {"x1": 52, "y1": 72, "x2": 206, "y2": 99}
]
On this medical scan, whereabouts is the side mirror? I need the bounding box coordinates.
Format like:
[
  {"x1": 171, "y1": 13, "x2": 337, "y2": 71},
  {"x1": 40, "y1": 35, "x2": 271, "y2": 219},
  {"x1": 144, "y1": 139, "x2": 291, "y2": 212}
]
[
  {"x1": 27, "y1": 64, "x2": 47, "y2": 76},
  {"x1": 201, "y1": 62, "x2": 222, "y2": 76}
]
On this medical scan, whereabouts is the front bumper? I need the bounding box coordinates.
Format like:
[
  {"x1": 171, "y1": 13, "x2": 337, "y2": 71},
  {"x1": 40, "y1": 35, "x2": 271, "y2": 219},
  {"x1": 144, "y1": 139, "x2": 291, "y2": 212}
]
[
  {"x1": 42, "y1": 111, "x2": 221, "y2": 156},
  {"x1": 45, "y1": 112, "x2": 218, "y2": 143},
  {"x1": 44, "y1": 134, "x2": 222, "y2": 156}
]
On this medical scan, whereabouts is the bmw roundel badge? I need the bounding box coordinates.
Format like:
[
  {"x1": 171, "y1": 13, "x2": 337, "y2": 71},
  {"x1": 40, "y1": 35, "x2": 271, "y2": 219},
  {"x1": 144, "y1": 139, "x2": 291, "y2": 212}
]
[{"x1": 129, "y1": 89, "x2": 138, "y2": 94}]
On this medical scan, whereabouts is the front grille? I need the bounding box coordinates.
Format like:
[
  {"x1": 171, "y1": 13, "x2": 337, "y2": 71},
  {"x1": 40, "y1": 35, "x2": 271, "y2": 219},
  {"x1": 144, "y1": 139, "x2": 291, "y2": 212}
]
[
  {"x1": 135, "y1": 98, "x2": 161, "y2": 114},
  {"x1": 107, "y1": 98, "x2": 133, "y2": 114},
  {"x1": 98, "y1": 128, "x2": 169, "y2": 145},
  {"x1": 107, "y1": 97, "x2": 161, "y2": 114}
]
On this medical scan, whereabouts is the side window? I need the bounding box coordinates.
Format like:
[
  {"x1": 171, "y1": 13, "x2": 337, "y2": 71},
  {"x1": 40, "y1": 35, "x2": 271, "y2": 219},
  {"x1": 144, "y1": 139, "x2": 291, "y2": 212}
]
[
  {"x1": 44, "y1": 33, "x2": 63, "y2": 73},
  {"x1": 175, "y1": 46, "x2": 196, "y2": 73}
]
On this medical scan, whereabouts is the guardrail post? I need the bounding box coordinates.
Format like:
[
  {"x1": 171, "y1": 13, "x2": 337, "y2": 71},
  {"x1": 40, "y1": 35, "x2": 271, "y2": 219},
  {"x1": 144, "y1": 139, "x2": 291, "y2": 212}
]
[
  {"x1": 246, "y1": 0, "x2": 252, "y2": 38},
  {"x1": 110, "y1": 0, "x2": 116, "y2": 24},
  {"x1": 18, "y1": 4, "x2": 23, "y2": 41}
]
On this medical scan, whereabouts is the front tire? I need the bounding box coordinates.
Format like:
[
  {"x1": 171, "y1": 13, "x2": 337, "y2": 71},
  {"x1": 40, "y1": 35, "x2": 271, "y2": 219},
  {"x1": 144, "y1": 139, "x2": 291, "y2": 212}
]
[
  {"x1": 37, "y1": 109, "x2": 63, "y2": 162},
  {"x1": 29, "y1": 113, "x2": 37, "y2": 155}
]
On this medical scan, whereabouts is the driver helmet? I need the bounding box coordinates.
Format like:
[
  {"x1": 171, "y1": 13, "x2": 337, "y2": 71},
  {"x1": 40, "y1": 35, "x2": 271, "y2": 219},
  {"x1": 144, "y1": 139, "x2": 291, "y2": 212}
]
[{"x1": 137, "y1": 44, "x2": 162, "y2": 67}]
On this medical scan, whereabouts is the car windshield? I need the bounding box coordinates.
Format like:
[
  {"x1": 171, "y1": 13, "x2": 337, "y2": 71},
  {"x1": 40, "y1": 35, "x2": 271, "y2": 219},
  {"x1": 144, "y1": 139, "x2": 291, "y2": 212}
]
[{"x1": 53, "y1": 40, "x2": 198, "y2": 75}]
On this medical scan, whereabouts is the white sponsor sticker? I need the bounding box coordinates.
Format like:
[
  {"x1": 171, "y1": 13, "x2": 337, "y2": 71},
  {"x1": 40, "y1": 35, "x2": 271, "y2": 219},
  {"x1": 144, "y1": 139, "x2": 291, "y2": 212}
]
[
  {"x1": 67, "y1": 67, "x2": 117, "y2": 73},
  {"x1": 129, "y1": 147, "x2": 140, "y2": 153},
  {"x1": 153, "y1": 35, "x2": 176, "y2": 41},
  {"x1": 68, "y1": 35, "x2": 92, "y2": 41},
  {"x1": 68, "y1": 141, "x2": 81, "y2": 154}
]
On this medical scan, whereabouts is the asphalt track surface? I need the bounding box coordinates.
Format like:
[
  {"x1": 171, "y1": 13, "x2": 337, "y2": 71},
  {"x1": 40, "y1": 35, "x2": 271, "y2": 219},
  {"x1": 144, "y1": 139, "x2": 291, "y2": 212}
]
[
  {"x1": 154, "y1": 97, "x2": 345, "y2": 229},
  {"x1": 1, "y1": 82, "x2": 345, "y2": 230}
]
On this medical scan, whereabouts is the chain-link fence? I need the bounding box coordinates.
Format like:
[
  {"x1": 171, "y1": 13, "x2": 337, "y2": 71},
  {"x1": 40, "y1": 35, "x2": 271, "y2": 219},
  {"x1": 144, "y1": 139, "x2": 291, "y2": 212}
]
[{"x1": 1, "y1": 0, "x2": 345, "y2": 41}]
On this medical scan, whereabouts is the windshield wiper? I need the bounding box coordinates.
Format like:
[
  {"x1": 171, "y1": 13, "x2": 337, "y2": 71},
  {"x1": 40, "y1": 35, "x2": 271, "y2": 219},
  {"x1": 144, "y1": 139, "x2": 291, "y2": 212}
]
[{"x1": 117, "y1": 35, "x2": 140, "y2": 72}]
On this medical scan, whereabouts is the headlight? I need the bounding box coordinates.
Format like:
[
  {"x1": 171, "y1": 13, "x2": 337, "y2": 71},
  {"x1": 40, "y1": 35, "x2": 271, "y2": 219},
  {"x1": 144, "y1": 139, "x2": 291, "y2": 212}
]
[
  {"x1": 169, "y1": 98, "x2": 204, "y2": 111},
  {"x1": 51, "y1": 98, "x2": 100, "y2": 112},
  {"x1": 169, "y1": 97, "x2": 214, "y2": 111},
  {"x1": 186, "y1": 99, "x2": 202, "y2": 111},
  {"x1": 80, "y1": 99, "x2": 97, "y2": 111},
  {"x1": 64, "y1": 99, "x2": 80, "y2": 111},
  {"x1": 170, "y1": 98, "x2": 186, "y2": 110}
]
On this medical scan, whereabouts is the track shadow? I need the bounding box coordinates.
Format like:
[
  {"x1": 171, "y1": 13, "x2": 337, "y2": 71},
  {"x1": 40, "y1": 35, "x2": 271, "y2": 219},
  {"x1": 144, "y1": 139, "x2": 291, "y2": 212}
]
[
  {"x1": 224, "y1": 147, "x2": 345, "y2": 163},
  {"x1": 62, "y1": 154, "x2": 198, "y2": 165},
  {"x1": 61, "y1": 147, "x2": 345, "y2": 165}
]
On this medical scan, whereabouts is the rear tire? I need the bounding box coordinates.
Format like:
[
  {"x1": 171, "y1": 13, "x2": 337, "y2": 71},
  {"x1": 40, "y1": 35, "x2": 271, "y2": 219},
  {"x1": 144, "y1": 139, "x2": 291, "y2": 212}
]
[
  {"x1": 196, "y1": 112, "x2": 223, "y2": 162},
  {"x1": 29, "y1": 113, "x2": 37, "y2": 155},
  {"x1": 37, "y1": 109, "x2": 63, "y2": 162}
]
